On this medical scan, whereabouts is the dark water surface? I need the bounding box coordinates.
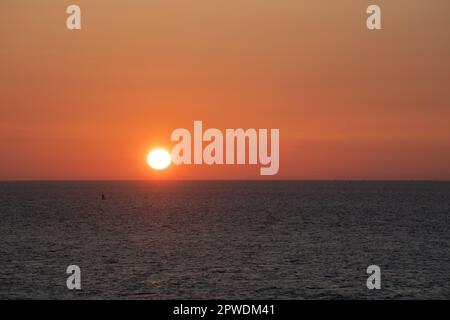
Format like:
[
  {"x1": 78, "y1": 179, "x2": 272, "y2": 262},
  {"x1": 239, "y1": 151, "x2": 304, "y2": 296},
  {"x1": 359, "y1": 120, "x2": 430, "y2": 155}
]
[{"x1": 0, "y1": 181, "x2": 449, "y2": 299}]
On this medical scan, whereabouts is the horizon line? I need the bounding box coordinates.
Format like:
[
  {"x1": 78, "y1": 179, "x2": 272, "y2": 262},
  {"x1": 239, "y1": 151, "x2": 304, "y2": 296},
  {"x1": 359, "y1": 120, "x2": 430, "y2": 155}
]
[{"x1": 1, "y1": 179, "x2": 449, "y2": 182}]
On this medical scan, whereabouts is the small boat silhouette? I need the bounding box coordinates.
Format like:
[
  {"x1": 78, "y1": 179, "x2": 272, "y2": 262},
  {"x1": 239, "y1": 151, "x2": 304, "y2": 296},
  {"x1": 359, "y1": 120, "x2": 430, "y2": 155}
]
[{"x1": 101, "y1": 193, "x2": 106, "y2": 200}]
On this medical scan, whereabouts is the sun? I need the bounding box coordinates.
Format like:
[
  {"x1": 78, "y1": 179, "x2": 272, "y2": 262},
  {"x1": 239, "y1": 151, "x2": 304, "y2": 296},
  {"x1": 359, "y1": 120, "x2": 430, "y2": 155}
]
[{"x1": 147, "y1": 149, "x2": 171, "y2": 170}]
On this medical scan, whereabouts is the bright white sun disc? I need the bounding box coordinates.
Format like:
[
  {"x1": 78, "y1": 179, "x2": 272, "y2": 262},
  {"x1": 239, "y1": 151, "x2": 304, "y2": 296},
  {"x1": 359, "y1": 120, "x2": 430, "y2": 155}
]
[{"x1": 147, "y1": 149, "x2": 171, "y2": 170}]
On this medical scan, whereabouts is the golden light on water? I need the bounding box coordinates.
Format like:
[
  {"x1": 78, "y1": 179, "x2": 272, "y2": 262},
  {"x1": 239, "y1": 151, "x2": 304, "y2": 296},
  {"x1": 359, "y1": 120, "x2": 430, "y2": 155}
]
[{"x1": 147, "y1": 149, "x2": 171, "y2": 170}]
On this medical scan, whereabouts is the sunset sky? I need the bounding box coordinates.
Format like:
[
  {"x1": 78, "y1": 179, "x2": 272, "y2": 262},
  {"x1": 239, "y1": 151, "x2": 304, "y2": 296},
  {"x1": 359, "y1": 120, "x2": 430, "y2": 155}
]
[{"x1": 1, "y1": 0, "x2": 449, "y2": 180}]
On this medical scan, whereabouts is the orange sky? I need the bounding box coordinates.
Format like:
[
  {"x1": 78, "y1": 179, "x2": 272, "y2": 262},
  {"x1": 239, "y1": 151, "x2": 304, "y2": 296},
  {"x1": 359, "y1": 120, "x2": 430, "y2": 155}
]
[{"x1": 1, "y1": 0, "x2": 449, "y2": 180}]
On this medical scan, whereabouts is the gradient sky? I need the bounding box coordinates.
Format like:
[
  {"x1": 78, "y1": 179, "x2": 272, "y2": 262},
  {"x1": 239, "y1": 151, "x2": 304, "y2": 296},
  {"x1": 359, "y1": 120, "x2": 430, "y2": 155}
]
[{"x1": 1, "y1": 0, "x2": 449, "y2": 180}]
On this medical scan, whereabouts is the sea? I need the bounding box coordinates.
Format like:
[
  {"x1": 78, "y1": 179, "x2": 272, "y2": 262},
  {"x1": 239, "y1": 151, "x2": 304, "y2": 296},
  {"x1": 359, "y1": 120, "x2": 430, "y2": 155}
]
[{"x1": 0, "y1": 181, "x2": 449, "y2": 299}]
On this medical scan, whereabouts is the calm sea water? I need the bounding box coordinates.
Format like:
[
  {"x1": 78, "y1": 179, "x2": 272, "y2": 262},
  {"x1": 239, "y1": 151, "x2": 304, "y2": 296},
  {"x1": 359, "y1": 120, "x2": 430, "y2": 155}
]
[{"x1": 0, "y1": 181, "x2": 449, "y2": 299}]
